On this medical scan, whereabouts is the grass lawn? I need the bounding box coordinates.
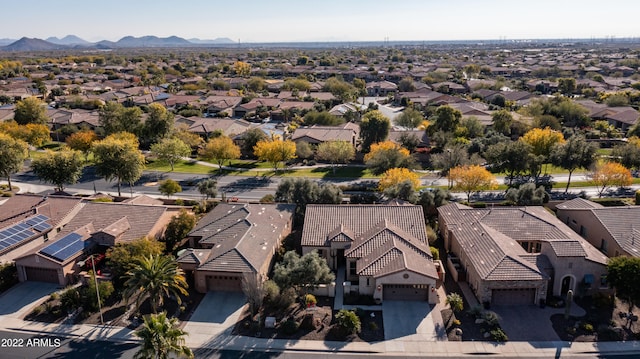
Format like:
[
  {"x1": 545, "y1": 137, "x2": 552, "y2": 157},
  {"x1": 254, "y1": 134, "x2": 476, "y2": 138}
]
[
  {"x1": 146, "y1": 159, "x2": 216, "y2": 174},
  {"x1": 235, "y1": 166, "x2": 378, "y2": 179},
  {"x1": 596, "y1": 148, "x2": 613, "y2": 156}
]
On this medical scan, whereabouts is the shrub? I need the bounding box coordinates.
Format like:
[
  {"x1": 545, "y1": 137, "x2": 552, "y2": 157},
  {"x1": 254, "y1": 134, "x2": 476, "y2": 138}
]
[
  {"x1": 636, "y1": 190, "x2": 640, "y2": 205},
  {"x1": 335, "y1": 309, "x2": 361, "y2": 334},
  {"x1": 453, "y1": 319, "x2": 461, "y2": 326},
  {"x1": 50, "y1": 293, "x2": 60, "y2": 301},
  {"x1": 263, "y1": 280, "x2": 280, "y2": 305},
  {"x1": 490, "y1": 328, "x2": 508, "y2": 342},
  {"x1": 430, "y1": 246, "x2": 440, "y2": 260},
  {"x1": 426, "y1": 225, "x2": 437, "y2": 245},
  {"x1": 277, "y1": 287, "x2": 297, "y2": 309},
  {"x1": 582, "y1": 323, "x2": 594, "y2": 333},
  {"x1": 593, "y1": 292, "x2": 614, "y2": 308},
  {"x1": 368, "y1": 321, "x2": 379, "y2": 331},
  {"x1": 260, "y1": 194, "x2": 275, "y2": 203},
  {"x1": 32, "y1": 305, "x2": 45, "y2": 315},
  {"x1": 467, "y1": 305, "x2": 483, "y2": 319},
  {"x1": 2, "y1": 192, "x2": 14, "y2": 197},
  {"x1": 300, "y1": 313, "x2": 319, "y2": 330},
  {"x1": 304, "y1": 294, "x2": 317, "y2": 308},
  {"x1": 60, "y1": 287, "x2": 81, "y2": 313},
  {"x1": 483, "y1": 311, "x2": 501, "y2": 328},
  {"x1": 280, "y1": 318, "x2": 299, "y2": 335},
  {"x1": 175, "y1": 199, "x2": 184, "y2": 206}
]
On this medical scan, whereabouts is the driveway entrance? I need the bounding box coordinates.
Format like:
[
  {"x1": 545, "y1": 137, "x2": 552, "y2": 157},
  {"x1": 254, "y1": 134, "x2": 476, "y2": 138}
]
[
  {"x1": 382, "y1": 300, "x2": 444, "y2": 340},
  {"x1": 0, "y1": 281, "x2": 59, "y2": 318}
]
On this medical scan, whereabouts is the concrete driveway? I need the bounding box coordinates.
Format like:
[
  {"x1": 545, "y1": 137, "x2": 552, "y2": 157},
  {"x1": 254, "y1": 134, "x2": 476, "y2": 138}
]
[
  {"x1": 382, "y1": 301, "x2": 446, "y2": 341},
  {"x1": 0, "y1": 281, "x2": 60, "y2": 318},
  {"x1": 183, "y1": 291, "x2": 246, "y2": 345},
  {"x1": 493, "y1": 304, "x2": 586, "y2": 341}
]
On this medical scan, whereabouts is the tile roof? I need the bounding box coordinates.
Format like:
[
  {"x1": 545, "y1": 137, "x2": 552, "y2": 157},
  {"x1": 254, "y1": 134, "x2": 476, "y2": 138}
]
[
  {"x1": 186, "y1": 203, "x2": 295, "y2": 273},
  {"x1": 57, "y1": 202, "x2": 167, "y2": 243},
  {"x1": 302, "y1": 205, "x2": 428, "y2": 247},
  {"x1": 0, "y1": 194, "x2": 82, "y2": 229},
  {"x1": 438, "y1": 203, "x2": 607, "y2": 280},
  {"x1": 589, "y1": 207, "x2": 640, "y2": 256},
  {"x1": 556, "y1": 198, "x2": 604, "y2": 210}
]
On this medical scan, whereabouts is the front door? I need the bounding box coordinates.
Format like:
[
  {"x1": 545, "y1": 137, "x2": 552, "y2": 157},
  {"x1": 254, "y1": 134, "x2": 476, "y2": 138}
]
[{"x1": 561, "y1": 276, "x2": 572, "y2": 297}]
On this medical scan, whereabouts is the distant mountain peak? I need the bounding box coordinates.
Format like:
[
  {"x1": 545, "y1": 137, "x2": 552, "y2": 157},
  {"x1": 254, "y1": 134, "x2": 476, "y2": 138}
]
[{"x1": 46, "y1": 35, "x2": 91, "y2": 45}]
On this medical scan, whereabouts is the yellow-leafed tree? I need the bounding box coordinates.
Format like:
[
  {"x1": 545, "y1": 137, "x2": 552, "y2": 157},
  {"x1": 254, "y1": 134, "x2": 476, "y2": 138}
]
[
  {"x1": 233, "y1": 61, "x2": 251, "y2": 77},
  {"x1": 199, "y1": 136, "x2": 241, "y2": 171},
  {"x1": 378, "y1": 167, "x2": 420, "y2": 192},
  {"x1": 449, "y1": 165, "x2": 498, "y2": 203},
  {"x1": 364, "y1": 140, "x2": 415, "y2": 175},
  {"x1": 66, "y1": 130, "x2": 98, "y2": 160},
  {"x1": 591, "y1": 162, "x2": 632, "y2": 197},
  {"x1": 253, "y1": 139, "x2": 296, "y2": 173},
  {"x1": 521, "y1": 127, "x2": 565, "y2": 158}
]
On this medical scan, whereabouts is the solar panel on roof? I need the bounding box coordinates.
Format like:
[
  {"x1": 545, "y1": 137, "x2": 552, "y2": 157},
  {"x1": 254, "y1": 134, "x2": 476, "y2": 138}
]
[{"x1": 40, "y1": 233, "x2": 84, "y2": 261}]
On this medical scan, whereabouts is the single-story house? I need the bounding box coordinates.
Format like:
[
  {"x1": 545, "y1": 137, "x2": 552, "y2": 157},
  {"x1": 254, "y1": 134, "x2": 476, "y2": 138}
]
[
  {"x1": 556, "y1": 198, "x2": 640, "y2": 258},
  {"x1": 301, "y1": 204, "x2": 439, "y2": 303},
  {"x1": 178, "y1": 203, "x2": 295, "y2": 293},
  {"x1": 0, "y1": 194, "x2": 83, "y2": 263},
  {"x1": 14, "y1": 200, "x2": 174, "y2": 286},
  {"x1": 438, "y1": 203, "x2": 608, "y2": 306},
  {"x1": 290, "y1": 123, "x2": 359, "y2": 147}
]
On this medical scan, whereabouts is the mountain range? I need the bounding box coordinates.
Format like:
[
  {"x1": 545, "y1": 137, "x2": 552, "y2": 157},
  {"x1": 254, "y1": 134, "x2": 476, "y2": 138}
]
[{"x1": 0, "y1": 35, "x2": 235, "y2": 51}]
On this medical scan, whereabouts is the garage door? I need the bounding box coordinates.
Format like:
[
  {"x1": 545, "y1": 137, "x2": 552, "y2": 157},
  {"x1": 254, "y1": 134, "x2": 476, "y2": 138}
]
[
  {"x1": 25, "y1": 267, "x2": 59, "y2": 284},
  {"x1": 383, "y1": 284, "x2": 429, "y2": 301},
  {"x1": 491, "y1": 288, "x2": 536, "y2": 306},
  {"x1": 207, "y1": 274, "x2": 242, "y2": 292}
]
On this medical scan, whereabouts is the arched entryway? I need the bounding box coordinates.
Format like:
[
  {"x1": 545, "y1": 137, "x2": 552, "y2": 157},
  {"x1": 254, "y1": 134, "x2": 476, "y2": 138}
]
[{"x1": 561, "y1": 275, "x2": 574, "y2": 297}]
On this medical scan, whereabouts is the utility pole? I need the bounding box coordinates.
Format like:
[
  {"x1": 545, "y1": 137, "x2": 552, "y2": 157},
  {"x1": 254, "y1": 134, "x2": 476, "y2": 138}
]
[{"x1": 91, "y1": 255, "x2": 104, "y2": 325}]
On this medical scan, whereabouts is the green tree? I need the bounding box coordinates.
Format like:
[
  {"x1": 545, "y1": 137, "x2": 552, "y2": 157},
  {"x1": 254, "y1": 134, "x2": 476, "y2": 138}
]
[
  {"x1": 0, "y1": 133, "x2": 28, "y2": 189},
  {"x1": 491, "y1": 109, "x2": 513, "y2": 136},
  {"x1": 295, "y1": 141, "x2": 314, "y2": 160},
  {"x1": 558, "y1": 78, "x2": 576, "y2": 95},
  {"x1": 275, "y1": 178, "x2": 342, "y2": 220},
  {"x1": 272, "y1": 251, "x2": 335, "y2": 295},
  {"x1": 458, "y1": 117, "x2": 485, "y2": 139},
  {"x1": 159, "y1": 179, "x2": 182, "y2": 198},
  {"x1": 241, "y1": 128, "x2": 268, "y2": 157},
  {"x1": 550, "y1": 135, "x2": 597, "y2": 192},
  {"x1": 612, "y1": 143, "x2": 640, "y2": 170},
  {"x1": 303, "y1": 111, "x2": 343, "y2": 126},
  {"x1": 92, "y1": 133, "x2": 145, "y2": 196},
  {"x1": 505, "y1": 183, "x2": 549, "y2": 205},
  {"x1": 323, "y1": 77, "x2": 357, "y2": 102},
  {"x1": 134, "y1": 312, "x2": 194, "y2": 359},
  {"x1": 163, "y1": 209, "x2": 196, "y2": 252},
  {"x1": 315, "y1": 140, "x2": 355, "y2": 173},
  {"x1": 14, "y1": 97, "x2": 48, "y2": 125},
  {"x1": 607, "y1": 256, "x2": 640, "y2": 313},
  {"x1": 151, "y1": 137, "x2": 191, "y2": 171},
  {"x1": 199, "y1": 136, "x2": 241, "y2": 170},
  {"x1": 359, "y1": 110, "x2": 391, "y2": 152},
  {"x1": 124, "y1": 255, "x2": 189, "y2": 314},
  {"x1": 196, "y1": 178, "x2": 217, "y2": 201},
  {"x1": 99, "y1": 102, "x2": 143, "y2": 136},
  {"x1": 430, "y1": 105, "x2": 462, "y2": 134},
  {"x1": 395, "y1": 108, "x2": 424, "y2": 129},
  {"x1": 484, "y1": 140, "x2": 532, "y2": 186},
  {"x1": 141, "y1": 103, "x2": 175, "y2": 147},
  {"x1": 253, "y1": 139, "x2": 296, "y2": 172},
  {"x1": 31, "y1": 149, "x2": 84, "y2": 192},
  {"x1": 106, "y1": 237, "x2": 164, "y2": 290}
]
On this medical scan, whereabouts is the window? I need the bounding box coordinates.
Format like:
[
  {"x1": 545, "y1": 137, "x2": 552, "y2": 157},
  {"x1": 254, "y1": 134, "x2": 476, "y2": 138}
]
[
  {"x1": 349, "y1": 261, "x2": 357, "y2": 276},
  {"x1": 568, "y1": 262, "x2": 573, "y2": 269},
  {"x1": 366, "y1": 278, "x2": 370, "y2": 286},
  {"x1": 600, "y1": 275, "x2": 607, "y2": 287},
  {"x1": 579, "y1": 225, "x2": 587, "y2": 237},
  {"x1": 600, "y1": 239, "x2": 608, "y2": 254}
]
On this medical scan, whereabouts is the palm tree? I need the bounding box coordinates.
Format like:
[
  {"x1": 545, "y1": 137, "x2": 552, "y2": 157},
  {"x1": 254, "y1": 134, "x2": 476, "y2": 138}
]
[
  {"x1": 124, "y1": 255, "x2": 189, "y2": 314},
  {"x1": 134, "y1": 312, "x2": 193, "y2": 359}
]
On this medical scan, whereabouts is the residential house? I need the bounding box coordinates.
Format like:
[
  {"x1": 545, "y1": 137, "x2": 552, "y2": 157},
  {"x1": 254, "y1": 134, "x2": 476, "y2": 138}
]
[
  {"x1": 366, "y1": 81, "x2": 398, "y2": 97},
  {"x1": 438, "y1": 203, "x2": 608, "y2": 306},
  {"x1": 301, "y1": 204, "x2": 439, "y2": 303},
  {"x1": 290, "y1": 123, "x2": 359, "y2": 147},
  {"x1": 556, "y1": 198, "x2": 640, "y2": 258},
  {"x1": 14, "y1": 200, "x2": 174, "y2": 286},
  {"x1": 178, "y1": 203, "x2": 295, "y2": 293},
  {"x1": 0, "y1": 194, "x2": 83, "y2": 263}
]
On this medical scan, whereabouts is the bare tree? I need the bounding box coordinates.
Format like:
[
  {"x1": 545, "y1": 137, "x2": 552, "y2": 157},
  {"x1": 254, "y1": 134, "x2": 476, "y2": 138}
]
[{"x1": 242, "y1": 273, "x2": 265, "y2": 319}]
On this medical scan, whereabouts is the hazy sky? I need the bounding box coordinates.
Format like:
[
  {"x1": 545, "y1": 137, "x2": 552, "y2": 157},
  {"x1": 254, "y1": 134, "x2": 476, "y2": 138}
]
[{"x1": 4, "y1": 0, "x2": 639, "y2": 42}]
